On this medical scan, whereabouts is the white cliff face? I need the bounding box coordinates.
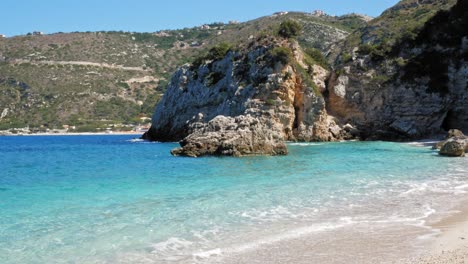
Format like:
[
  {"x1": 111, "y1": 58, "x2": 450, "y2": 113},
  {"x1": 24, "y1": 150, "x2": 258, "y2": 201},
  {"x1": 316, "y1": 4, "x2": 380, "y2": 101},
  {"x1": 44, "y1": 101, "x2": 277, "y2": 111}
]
[
  {"x1": 147, "y1": 51, "x2": 253, "y2": 141},
  {"x1": 144, "y1": 39, "x2": 349, "y2": 156},
  {"x1": 332, "y1": 76, "x2": 348, "y2": 98}
]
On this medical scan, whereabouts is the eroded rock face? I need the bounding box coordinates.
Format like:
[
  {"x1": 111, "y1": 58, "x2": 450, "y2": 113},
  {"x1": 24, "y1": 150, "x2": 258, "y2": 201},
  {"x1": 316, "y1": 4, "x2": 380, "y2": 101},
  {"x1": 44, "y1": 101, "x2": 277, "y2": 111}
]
[
  {"x1": 144, "y1": 38, "x2": 350, "y2": 156},
  {"x1": 171, "y1": 115, "x2": 287, "y2": 157},
  {"x1": 328, "y1": 0, "x2": 467, "y2": 140}
]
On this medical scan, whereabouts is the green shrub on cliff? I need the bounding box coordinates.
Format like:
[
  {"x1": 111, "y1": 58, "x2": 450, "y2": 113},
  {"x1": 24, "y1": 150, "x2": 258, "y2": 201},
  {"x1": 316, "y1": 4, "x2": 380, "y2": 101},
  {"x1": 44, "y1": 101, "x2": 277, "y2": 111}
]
[
  {"x1": 304, "y1": 47, "x2": 329, "y2": 69},
  {"x1": 357, "y1": 43, "x2": 391, "y2": 60},
  {"x1": 268, "y1": 47, "x2": 293, "y2": 66},
  {"x1": 278, "y1": 20, "x2": 302, "y2": 38},
  {"x1": 191, "y1": 42, "x2": 233, "y2": 69},
  {"x1": 208, "y1": 42, "x2": 233, "y2": 61},
  {"x1": 341, "y1": 52, "x2": 353, "y2": 63}
]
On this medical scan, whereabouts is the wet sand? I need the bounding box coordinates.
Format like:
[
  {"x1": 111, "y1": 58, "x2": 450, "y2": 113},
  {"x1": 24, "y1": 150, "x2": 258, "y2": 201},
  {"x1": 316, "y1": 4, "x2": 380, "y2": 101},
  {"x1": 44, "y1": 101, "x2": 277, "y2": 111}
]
[
  {"x1": 402, "y1": 204, "x2": 468, "y2": 264},
  {"x1": 216, "y1": 139, "x2": 468, "y2": 264},
  {"x1": 211, "y1": 204, "x2": 468, "y2": 264}
]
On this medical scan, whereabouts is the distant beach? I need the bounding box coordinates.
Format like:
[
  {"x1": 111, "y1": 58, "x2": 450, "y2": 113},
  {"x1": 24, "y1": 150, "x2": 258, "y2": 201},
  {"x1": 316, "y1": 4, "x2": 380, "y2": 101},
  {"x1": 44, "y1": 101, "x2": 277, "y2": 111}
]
[{"x1": 0, "y1": 131, "x2": 143, "y2": 136}]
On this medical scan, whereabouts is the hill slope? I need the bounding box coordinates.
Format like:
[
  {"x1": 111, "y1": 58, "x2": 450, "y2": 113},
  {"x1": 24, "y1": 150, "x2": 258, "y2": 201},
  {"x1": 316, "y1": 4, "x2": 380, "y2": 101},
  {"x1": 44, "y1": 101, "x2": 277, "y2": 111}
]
[{"x1": 0, "y1": 12, "x2": 367, "y2": 131}]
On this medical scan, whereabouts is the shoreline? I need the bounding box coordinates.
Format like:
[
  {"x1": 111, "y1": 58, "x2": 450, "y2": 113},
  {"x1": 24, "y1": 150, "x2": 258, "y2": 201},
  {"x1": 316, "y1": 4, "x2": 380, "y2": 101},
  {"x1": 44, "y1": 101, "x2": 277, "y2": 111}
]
[
  {"x1": 1, "y1": 136, "x2": 467, "y2": 263},
  {"x1": 0, "y1": 131, "x2": 143, "y2": 136},
  {"x1": 217, "y1": 139, "x2": 468, "y2": 264},
  {"x1": 3, "y1": 135, "x2": 466, "y2": 263},
  {"x1": 403, "y1": 202, "x2": 468, "y2": 263},
  {"x1": 402, "y1": 138, "x2": 468, "y2": 263}
]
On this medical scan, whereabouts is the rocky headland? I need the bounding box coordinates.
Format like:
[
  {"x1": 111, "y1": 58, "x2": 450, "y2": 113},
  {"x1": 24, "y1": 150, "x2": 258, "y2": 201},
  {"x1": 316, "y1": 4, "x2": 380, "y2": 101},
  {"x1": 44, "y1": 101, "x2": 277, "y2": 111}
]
[
  {"x1": 143, "y1": 37, "x2": 353, "y2": 156},
  {"x1": 144, "y1": 0, "x2": 467, "y2": 157}
]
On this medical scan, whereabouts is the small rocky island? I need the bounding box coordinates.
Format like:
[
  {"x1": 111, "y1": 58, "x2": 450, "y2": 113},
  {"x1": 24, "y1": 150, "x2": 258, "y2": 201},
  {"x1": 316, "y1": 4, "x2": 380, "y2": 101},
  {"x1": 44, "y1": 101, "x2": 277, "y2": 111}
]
[{"x1": 144, "y1": 0, "x2": 467, "y2": 157}]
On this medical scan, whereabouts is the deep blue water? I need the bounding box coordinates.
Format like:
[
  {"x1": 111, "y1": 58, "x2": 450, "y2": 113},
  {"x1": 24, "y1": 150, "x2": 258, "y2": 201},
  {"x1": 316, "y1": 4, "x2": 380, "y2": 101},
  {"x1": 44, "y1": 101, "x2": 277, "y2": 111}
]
[{"x1": 1, "y1": 135, "x2": 467, "y2": 263}]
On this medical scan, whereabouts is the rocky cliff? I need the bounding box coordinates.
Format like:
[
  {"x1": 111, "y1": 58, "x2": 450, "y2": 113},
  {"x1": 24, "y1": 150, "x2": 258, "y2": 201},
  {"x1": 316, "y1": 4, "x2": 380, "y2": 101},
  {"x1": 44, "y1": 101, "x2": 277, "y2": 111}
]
[
  {"x1": 143, "y1": 37, "x2": 351, "y2": 156},
  {"x1": 145, "y1": 0, "x2": 467, "y2": 156},
  {"x1": 328, "y1": 0, "x2": 467, "y2": 139}
]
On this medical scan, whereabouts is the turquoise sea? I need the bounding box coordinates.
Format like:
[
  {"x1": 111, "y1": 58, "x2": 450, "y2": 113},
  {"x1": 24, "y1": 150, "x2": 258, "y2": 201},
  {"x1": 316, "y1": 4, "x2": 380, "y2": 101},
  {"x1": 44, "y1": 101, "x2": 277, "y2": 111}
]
[{"x1": 1, "y1": 135, "x2": 468, "y2": 263}]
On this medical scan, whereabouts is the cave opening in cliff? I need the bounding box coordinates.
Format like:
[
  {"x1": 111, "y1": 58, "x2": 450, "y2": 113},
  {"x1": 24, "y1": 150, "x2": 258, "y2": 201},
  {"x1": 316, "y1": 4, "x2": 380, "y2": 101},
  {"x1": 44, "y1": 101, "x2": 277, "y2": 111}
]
[
  {"x1": 293, "y1": 105, "x2": 300, "y2": 130},
  {"x1": 441, "y1": 110, "x2": 458, "y2": 131}
]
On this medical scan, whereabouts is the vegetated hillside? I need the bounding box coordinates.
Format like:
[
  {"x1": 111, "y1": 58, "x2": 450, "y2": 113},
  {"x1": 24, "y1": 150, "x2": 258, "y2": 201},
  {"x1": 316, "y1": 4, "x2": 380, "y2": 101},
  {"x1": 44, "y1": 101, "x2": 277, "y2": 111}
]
[
  {"x1": 328, "y1": 0, "x2": 466, "y2": 139},
  {"x1": 341, "y1": 0, "x2": 456, "y2": 50},
  {"x1": 339, "y1": 0, "x2": 458, "y2": 63},
  {"x1": 0, "y1": 11, "x2": 367, "y2": 131},
  {"x1": 0, "y1": 30, "x2": 214, "y2": 131}
]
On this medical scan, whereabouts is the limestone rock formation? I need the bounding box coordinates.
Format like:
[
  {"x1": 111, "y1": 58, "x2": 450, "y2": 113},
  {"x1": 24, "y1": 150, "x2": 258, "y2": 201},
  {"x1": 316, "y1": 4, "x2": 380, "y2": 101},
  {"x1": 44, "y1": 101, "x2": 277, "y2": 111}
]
[
  {"x1": 143, "y1": 37, "x2": 349, "y2": 156},
  {"x1": 329, "y1": 0, "x2": 467, "y2": 140},
  {"x1": 171, "y1": 115, "x2": 287, "y2": 157},
  {"x1": 144, "y1": 0, "x2": 467, "y2": 157}
]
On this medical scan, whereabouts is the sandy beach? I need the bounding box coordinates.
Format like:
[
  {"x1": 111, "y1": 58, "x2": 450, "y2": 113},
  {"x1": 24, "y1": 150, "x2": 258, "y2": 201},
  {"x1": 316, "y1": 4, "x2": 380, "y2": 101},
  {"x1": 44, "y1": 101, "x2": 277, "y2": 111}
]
[
  {"x1": 401, "y1": 141, "x2": 468, "y2": 262},
  {"x1": 210, "y1": 140, "x2": 468, "y2": 264},
  {"x1": 403, "y1": 203, "x2": 468, "y2": 264},
  {"x1": 214, "y1": 192, "x2": 468, "y2": 264}
]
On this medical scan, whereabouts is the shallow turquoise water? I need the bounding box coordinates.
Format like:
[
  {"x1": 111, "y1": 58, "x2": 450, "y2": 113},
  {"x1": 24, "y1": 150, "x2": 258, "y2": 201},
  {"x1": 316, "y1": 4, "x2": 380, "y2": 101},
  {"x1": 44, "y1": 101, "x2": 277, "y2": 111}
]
[{"x1": 0, "y1": 136, "x2": 467, "y2": 263}]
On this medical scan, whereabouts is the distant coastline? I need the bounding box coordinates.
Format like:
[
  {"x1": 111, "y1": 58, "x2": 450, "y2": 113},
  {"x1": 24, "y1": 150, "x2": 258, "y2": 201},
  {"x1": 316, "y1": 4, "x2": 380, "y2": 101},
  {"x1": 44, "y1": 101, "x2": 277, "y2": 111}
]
[{"x1": 0, "y1": 131, "x2": 142, "y2": 136}]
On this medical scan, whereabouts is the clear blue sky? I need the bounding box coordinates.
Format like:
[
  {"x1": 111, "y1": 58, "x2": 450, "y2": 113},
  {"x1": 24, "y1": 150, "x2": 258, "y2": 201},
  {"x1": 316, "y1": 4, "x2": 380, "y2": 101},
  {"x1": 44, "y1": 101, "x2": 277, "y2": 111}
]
[{"x1": 0, "y1": 0, "x2": 399, "y2": 37}]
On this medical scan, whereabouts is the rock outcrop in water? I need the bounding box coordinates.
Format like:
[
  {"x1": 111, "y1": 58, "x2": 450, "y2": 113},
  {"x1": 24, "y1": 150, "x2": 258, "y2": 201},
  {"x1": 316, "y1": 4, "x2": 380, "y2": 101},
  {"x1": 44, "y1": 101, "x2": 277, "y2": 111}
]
[
  {"x1": 143, "y1": 37, "x2": 350, "y2": 156},
  {"x1": 170, "y1": 115, "x2": 288, "y2": 157},
  {"x1": 439, "y1": 140, "x2": 467, "y2": 157},
  {"x1": 436, "y1": 129, "x2": 468, "y2": 157}
]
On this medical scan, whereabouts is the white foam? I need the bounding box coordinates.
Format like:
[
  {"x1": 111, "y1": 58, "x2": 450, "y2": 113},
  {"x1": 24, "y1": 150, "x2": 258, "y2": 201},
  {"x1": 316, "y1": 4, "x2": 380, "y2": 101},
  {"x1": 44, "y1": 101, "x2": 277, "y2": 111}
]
[
  {"x1": 455, "y1": 184, "x2": 468, "y2": 190},
  {"x1": 149, "y1": 237, "x2": 193, "y2": 253},
  {"x1": 192, "y1": 219, "x2": 354, "y2": 261},
  {"x1": 126, "y1": 138, "x2": 144, "y2": 142},
  {"x1": 235, "y1": 206, "x2": 306, "y2": 222},
  {"x1": 287, "y1": 143, "x2": 324, "y2": 146},
  {"x1": 417, "y1": 228, "x2": 442, "y2": 240},
  {"x1": 404, "y1": 140, "x2": 439, "y2": 148},
  {"x1": 193, "y1": 248, "x2": 222, "y2": 259},
  {"x1": 399, "y1": 180, "x2": 468, "y2": 197}
]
